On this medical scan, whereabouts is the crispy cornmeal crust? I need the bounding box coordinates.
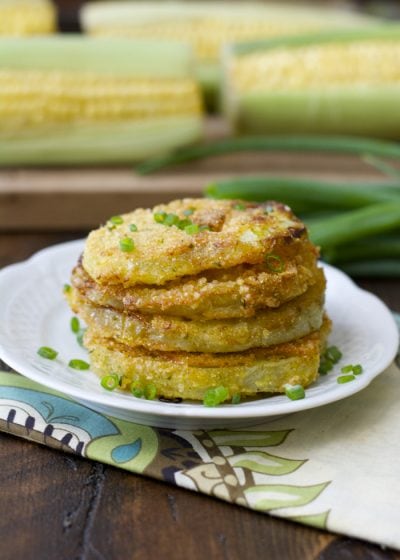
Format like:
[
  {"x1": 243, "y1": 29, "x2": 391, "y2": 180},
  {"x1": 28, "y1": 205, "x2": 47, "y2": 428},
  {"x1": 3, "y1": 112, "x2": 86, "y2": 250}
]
[
  {"x1": 83, "y1": 198, "x2": 309, "y2": 286},
  {"x1": 68, "y1": 197, "x2": 330, "y2": 402},
  {"x1": 73, "y1": 240, "x2": 319, "y2": 319},
  {"x1": 84, "y1": 316, "x2": 331, "y2": 401},
  {"x1": 70, "y1": 269, "x2": 325, "y2": 353}
]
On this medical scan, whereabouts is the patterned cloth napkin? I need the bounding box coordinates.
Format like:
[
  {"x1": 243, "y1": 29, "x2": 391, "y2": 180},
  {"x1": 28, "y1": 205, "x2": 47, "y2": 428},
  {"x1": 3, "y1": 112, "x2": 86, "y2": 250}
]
[{"x1": 1, "y1": 315, "x2": 399, "y2": 550}]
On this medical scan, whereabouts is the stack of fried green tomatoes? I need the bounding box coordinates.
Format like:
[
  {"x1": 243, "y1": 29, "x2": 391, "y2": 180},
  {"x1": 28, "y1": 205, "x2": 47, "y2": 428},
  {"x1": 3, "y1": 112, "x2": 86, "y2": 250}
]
[{"x1": 67, "y1": 198, "x2": 330, "y2": 405}]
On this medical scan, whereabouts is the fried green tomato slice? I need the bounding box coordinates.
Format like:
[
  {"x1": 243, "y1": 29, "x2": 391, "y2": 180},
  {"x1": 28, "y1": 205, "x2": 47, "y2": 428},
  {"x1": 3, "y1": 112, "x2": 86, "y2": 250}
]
[
  {"x1": 84, "y1": 316, "x2": 331, "y2": 401},
  {"x1": 82, "y1": 198, "x2": 309, "y2": 287},
  {"x1": 73, "y1": 240, "x2": 319, "y2": 319},
  {"x1": 69, "y1": 269, "x2": 325, "y2": 353}
]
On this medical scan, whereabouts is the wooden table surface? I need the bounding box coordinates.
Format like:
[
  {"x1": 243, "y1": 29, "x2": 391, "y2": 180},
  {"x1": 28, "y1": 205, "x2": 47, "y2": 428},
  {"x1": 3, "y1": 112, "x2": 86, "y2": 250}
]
[{"x1": 0, "y1": 231, "x2": 399, "y2": 560}]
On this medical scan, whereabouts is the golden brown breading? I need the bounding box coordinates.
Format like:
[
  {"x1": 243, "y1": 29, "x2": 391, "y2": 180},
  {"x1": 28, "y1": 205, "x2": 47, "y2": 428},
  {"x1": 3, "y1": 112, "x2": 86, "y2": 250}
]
[
  {"x1": 73, "y1": 240, "x2": 319, "y2": 319},
  {"x1": 84, "y1": 316, "x2": 331, "y2": 401},
  {"x1": 69, "y1": 269, "x2": 325, "y2": 353},
  {"x1": 82, "y1": 198, "x2": 309, "y2": 287}
]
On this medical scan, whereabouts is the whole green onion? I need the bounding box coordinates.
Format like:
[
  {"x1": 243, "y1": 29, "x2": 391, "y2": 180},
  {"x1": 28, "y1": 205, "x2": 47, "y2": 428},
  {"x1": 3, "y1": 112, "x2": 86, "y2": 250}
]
[
  {"x1": 205, "y1": 177, "x2": 400, "y2": 214},
  {"x1": 309, "y1": 202, "x2": 400, "y2": 249},
  {"x1": 338, "y1": 259, "x2": 400, "y2": 278},
  {"x1": 323, "y1": 235, "x2": 400, "y2": 264},
  {"x1": 136, "y1": 135, "x2": 400, "y2": 175}
]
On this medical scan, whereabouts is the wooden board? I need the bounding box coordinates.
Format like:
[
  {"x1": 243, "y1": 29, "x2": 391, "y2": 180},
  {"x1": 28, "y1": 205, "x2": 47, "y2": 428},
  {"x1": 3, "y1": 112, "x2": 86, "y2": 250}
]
[{"x1": 0, "y1": 119, "x2": 392, "y2": 231}]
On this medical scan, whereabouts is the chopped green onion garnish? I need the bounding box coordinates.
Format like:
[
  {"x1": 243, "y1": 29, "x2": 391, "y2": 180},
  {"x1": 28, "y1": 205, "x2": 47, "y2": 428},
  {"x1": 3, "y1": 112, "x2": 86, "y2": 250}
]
[
  {"x1": 341, "y1": 364, "x2": 354, "y2": 373},
  {"x1": 109, "y1": 215, "x2": 123, "y2": 225},
  {"x1": 154, "y1": 211, "x2": 167, "y2": 223},
  {"x1": 265, "y1": 254, "x2": 284, "y2": 273},
  {"x1": 233, "y1": 203, "x2": 246, "y2": 210},
  {"x1": 319, "y1": 358, "x2": 333, "y2": 375},
  {"x1": 325, "y1": 346, "x2": 342, "y2": 363},
  {"x1": 130, "y1": 382, "x2": 144, "y2": 398},
  {"x1": 177, "y1": 219, "x2": 192, "y2": 230},
  {"x1": 231, "y1": 393, "x2": 241, "y2": 405},
  {"x1": 37, "y1": 346, "x2": 58, "y2": 360},
  {"x1": 76, "y1": 329, "x2": 86, "y2": 347},
  {"x1": 68, "y1": 359, "x2": 90, "y2": 370},
  {"x1": 164, "y1": 213, "x2": 180, "y2": 226},
  {"x1": 199, "y1": 225, "x2": 210, "y2": 232},
  {"x1": 184, "y1": 223, "x2": 200, "y2": 235},
  {"x1": 129, "y1": 224, "x2": 138, "y2": 232},
  {"x1": 70, "y1": 316, "x2": 80, "y2": 334},
  {"x1": 203, "y1": 385, "x2": 228, "y2": 407},
  {"x1": 144, "y1": 383, "x2": 157, "y2": 400},
  {"x1": 183, "y1": 208, "x2": 195, "y2": 216},
  {"x1": 284, "y1": 384, "x2": 305, "y2": 401},
  {"x1": 119, "y1": 237, "x2": 135, "y2": 252},
  {"x1": 63, "y1": 284, "x2": 71, "y2": 294},
  {"x1": 100, "y1": 374, "x2": 119, "y2": 391},
  {"x1": 337, "y1": 374, "x2": 355, "y2": 384},
  {"x1": 341, "y1": 364, "x2": 363, "y2": 375}
]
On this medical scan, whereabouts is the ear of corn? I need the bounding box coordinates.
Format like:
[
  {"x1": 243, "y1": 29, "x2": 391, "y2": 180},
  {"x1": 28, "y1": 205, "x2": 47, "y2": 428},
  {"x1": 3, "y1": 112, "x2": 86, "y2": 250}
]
[
  {"x1": 80, "y1": 1, "x2": 376, "y2": 108},
  {"x1": 222, "y1": 27, "x2": 400, "y2": 139},
  {"x1": 0, "y1": 37, "x2": 203, "y2": 166},
  {"x1": 0, "y1": 0, "x2": 56, "y2": 36}
]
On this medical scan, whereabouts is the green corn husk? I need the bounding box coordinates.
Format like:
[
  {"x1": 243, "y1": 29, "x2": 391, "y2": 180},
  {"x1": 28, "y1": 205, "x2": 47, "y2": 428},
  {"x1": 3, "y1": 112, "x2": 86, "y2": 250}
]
[
  {"x1": 222, "y1": 27, "x2": 400, "y2": 138},
  {"x1": 0, "y1": 36, "x2": 203, "y2": 166},
  {"x1": 80, "y1": 1, "x2": 376, "y2": 110}
]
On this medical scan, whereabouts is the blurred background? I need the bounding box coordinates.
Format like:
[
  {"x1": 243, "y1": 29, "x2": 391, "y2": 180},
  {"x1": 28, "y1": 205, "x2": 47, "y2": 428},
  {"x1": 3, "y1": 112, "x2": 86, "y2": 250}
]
[
  {"x1": 1, "y1": 0, "x2": 400, "y2": 278},
  {"x1": 54, "y1": 1, "x2": 400, "y2": 31}
]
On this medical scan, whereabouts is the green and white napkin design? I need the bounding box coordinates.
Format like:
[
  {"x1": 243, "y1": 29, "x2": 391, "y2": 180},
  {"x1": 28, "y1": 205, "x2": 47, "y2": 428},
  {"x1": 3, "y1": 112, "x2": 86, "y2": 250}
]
[{"x1": 0, "y1": 314, "x2": 399, "y2": 550}]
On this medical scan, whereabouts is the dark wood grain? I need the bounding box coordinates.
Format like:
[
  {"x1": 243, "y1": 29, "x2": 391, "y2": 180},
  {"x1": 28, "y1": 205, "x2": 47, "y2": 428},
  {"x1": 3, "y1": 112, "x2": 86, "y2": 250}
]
[{"x1": 0, "y1": 232, "x2": 399, "y2": 560}]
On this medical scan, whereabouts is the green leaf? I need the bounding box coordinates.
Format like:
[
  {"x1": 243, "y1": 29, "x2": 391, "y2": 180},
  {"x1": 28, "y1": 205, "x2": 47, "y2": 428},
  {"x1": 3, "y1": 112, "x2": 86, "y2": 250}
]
[
  {"x1": 289, "y1": 510, "x2": 330, "y2": 530},
  {"x1": 229, "y1": 451, "x2": 305, "y2": 476},
  {"x1": 208, "y1": 429, "x2": 292, "y2": 448},
  {"x1": 245, "y1": 482, "x2": 330, "y2": 511}
]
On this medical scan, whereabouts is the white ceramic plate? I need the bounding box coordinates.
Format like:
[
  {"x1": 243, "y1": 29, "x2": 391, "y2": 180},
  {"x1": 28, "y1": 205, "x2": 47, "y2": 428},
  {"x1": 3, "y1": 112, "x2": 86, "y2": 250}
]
[{"x1": 0, "y1": 240, "x2": 398, "y2": 430}]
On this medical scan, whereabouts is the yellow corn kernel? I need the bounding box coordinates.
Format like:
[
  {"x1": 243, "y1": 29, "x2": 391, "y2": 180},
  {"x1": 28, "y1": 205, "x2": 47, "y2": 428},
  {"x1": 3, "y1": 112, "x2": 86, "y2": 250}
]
[
  {"x1": 81, "y1": 2, "x2": 374, "y2": 63},
  {"x1": 0, "y1": 37, "x2": 203, "y2": 165},
  {"x1": 0, "y1": 0, "x2": 56, "y2": 36},
  {"x1": 81, "y1": 1, "x2": 376, "y2": 108},
  {"x1": 231, "y1": 41, "x2": 400, "y2": 93},
  {"x1": 223, "y1": 29, "x2": 400, "y2": 138},
  {"x1": 0, "y1": 70, "x2": 202, "y2": 132}
]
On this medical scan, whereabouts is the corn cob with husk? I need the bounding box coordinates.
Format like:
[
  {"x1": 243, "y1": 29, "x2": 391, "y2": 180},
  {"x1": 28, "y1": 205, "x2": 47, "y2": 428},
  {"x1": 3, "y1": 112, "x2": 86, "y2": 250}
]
[
  {"x1": 0, "y1": 0, "x2": 56, "y2": 35},
  {"x1": 222, "y1": 27, "x2": 400, "y2": 138},
  {"x1": 0, "y1": 37, "x2": 203, "y2": 166},
  {"x1": 80, "y1": 1, "x2": 375, "y2": 109}
]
